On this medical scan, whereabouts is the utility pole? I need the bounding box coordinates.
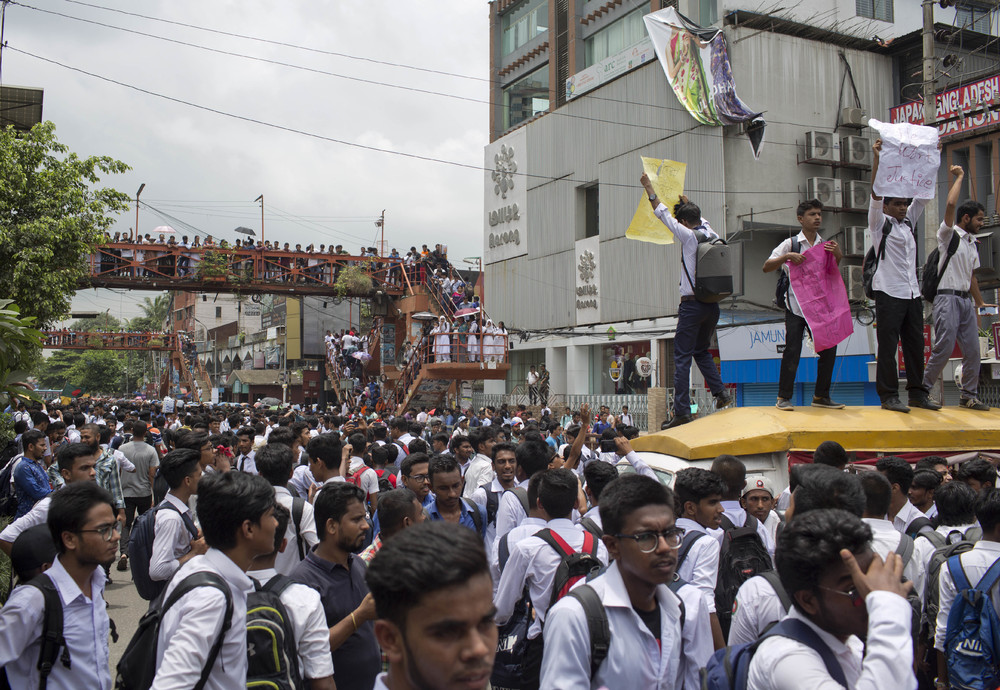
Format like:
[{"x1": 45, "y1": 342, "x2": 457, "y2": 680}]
[
  {"x1": 375, "y1": 210, "x2": 385, "y2": 257},
  {"x1": 135, "y1": 183, "x2": 145, "y2": 240},
  {"x1": 255, "y1": 194, "x2": 264, "y2": 243}
]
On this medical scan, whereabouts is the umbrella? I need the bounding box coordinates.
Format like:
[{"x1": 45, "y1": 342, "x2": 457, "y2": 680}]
[
  {"x1": 352, "y1": 351, "x2": 372, "y2": 362},
  {"x1": 152, "y1": 225, "x2": 177, "y2": 234},
  {"x1": 259, "y1": 396, "x2": 281, "y2": 406},
  {"x1": 411, "y1": 311, "x2": 437, "y2": 321},
  {"x1": 234, "y1": 226, "x2": 256, "y2": 236},
  {"x1": 455, "y1": 307, "x2": 480, "y2": 317}
]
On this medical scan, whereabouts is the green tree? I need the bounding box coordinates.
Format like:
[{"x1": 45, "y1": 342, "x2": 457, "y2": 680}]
[
  {"x1": 71, "y1": 350, "x2": 128, "y2": 396},
  {"x1": 129, "y1": 295, "x2": 171, "y2": 332},
  {"x1": 0, "y1": 121, "x2": 131, "y2": 328},
  {"x1": 0, "y1": 300, "x2": 43, "y2": 408}
]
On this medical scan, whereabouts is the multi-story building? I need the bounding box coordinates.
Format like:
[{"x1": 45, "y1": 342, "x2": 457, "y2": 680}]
[{"x1": 484, "y1": 0, "x2": 1000, "y2": 413}]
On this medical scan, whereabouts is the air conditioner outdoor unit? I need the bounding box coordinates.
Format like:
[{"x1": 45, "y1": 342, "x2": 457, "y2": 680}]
[
  {"x1": 841, "y1": 135, "x2": 872, "y2": 166},
  {"x1": 844, "y1": 226, "x2": 869, "y2": 256},
  {"x1": 805, "y1": 131, "x2": 839, "y2": 163},
  {"x1": 807, "y1": 177, "x2": 842, "y2": 207},
  {"x1": 841, "y1": 107, "x2": 868, "y2": 127},
  {"x1": 845, "y1": 181, "x2": 871, "y2": 211},
  {"x1": 842, "y1": 265, "x2": 865, "y2": 301}
]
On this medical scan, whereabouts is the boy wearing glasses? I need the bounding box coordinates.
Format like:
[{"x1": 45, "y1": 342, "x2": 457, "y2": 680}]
[{"x1": 541, "y1": 474, "x2": 704, "y2": 688}]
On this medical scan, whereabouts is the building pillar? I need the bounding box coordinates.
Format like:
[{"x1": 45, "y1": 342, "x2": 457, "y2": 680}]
[
  {"x1": 548, "y1": 346, "x2": 567, "y2": 400},
  {"x1": 566, "y1": 344, "x2": 590, "y2": 395}
]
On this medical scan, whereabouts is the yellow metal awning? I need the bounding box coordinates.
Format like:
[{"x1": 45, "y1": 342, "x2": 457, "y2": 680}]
[{"x1": 631, "y1": 406, "x2": 1000, "y2": 460}]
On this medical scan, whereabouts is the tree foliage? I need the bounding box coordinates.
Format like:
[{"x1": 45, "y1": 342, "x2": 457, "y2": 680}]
[
  {"x1": 0, "y1": 121, "x2": 131, "y2": 328},
  {"x1": 0, "y1": 300, "x2": 44, "y2": 406}
]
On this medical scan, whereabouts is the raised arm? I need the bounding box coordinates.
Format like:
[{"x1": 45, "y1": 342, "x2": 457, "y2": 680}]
[
  {"x1": 942, "y1": 165, "x2": 964, "y2": 228},
  {"x1": 870, "y1": 139, "x2": 882, "y2": 201}
]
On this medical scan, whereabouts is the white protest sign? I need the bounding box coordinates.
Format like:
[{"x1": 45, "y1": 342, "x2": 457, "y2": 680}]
[{"x1": 869, "y1": 119, "x2": 940, "y2": 200}]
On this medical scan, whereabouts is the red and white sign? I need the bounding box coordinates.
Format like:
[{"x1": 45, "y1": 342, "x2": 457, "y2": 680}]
[
  {"x1": 890, "y1": 73, "x2": 1000, "y2": 137},
  {"x1": 898, "y1": 325, "x2": 932, "y2": 375}
]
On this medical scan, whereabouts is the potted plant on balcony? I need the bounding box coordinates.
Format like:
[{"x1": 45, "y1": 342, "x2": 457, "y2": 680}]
[
  {"x1": 197, "y1": 250, "x2": 230, "y2": 282},
  {"x1": 334, "y1": 263, "x2": 374, "y2": 297}
]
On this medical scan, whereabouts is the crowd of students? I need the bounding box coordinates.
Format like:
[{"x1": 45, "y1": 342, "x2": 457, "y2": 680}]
[{"x1": 1, "y1": 397, "x2": 1000, "y2": 689}]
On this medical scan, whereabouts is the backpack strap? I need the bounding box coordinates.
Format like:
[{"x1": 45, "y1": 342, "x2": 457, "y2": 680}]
[
  {"x1": 719, "y1": 514, "x2": 737, "y2": 532},
  {"x1": 947, "y1": 554, "x2": 972, "y2": 593},
  {"x1": 877, "y1": 218, "x2": 893, "y2": 262},
  {"x1": 508, "y1": 487, "x2": 530, "y2": 516},
  {"x1": 895, "y1": 533, "x2": 915, "y2": 569},
  {"x1": 162, "y1": 571, "x2": 234, "y2": 690},
  {"x1": 905, "y1": 516, "x2": 933, "y2": 538},
  {"x1": 675, "y1": 531, "x2": 705, "y2": 570},
  {"x1": 498, "y1": 533, "x2": 512, "y2": 574},
  {"x1": 565, "y1": 584, "x2": 610, "y2": 681},
  {"x1": 262, "y1": 573, "x2": 295, "y2": 598},
  {"x1": 291, "y1": 497, "x2": 306, "y2": 560},
  {"x1": 938, "y1": 229, "x2": 962, "y2": 278},
  {"x1": 534, "y1": 527, "x2": 574, "y2": 560},
  {"x1": 762, "y1": 618, "x2": 848, "y2": 686},
  {"x1": 965, "y1": 526, "x2": 983, "y2": 543},
  {"x1": 27, "y1": 573, "x2": 69, "y2": 689},
  {"x1": 974, "y1": 557, "x2": 1000, "y2": 594},
  {"x1": 760, "y1": 570, "x2": 792, "y2": 613},
  {"x1": 486, "y1": 491, "x2": 500, "y2": 526},
  {"x1": 917, "y1": 530, "x2": 946, "y2": 550},
  {"x1": 462, "y1": 498, "x2": 484, "y2": 536},
  {"x1": 579, "y1": 516, "x2": 603, "y2": 539}
]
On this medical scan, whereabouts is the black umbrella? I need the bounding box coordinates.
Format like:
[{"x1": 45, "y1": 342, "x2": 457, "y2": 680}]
[{"x1": 234, "y1": 226, "x2": 256, "y2": 236}]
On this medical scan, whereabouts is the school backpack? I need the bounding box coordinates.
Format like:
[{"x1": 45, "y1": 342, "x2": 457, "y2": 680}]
[
  {"x1": 290, "y1": 497, "x2": 307, "y2": 560},
  {"x1": 0, "y1": 573, "x2": 67, "y2": 690},
  {"x1": 372, "y1": 468, "x2": 395, "y2": 494},
  {"x1": 863, "y1": 217, "x2": 916, "y2": 299},
  {"x1": 905, "y1": 516, "x2": 934, "y2": 539},
  {"x1": 921, "y1": 230, "x2": 962, "y2": 302},
  {"x1": 773, "y1": 238, "x2": 801, "y2": 310},
  {"x1": 504, "y1": 487, "x2": 530, "y2": 517},
  {"x1": 462, "y1": 498, "x2": 485, "y2": 537},
  {"x1": 485, "y1": 490, "x2": 501, "y2": 527},
  {"x1": 716, "y1": 515, "x2": 773, "y2": 639},
  {"x1": 680, "y1": 231, "x2": 734, "y2": 304},
  {"x1": 0, "y1": 455, "x2": 20, "y2": 519},
  {"x1": 128, "y1": 500, "x2": 199, "y2": 600},
  {"x1": 535, "y1": 528, "x2": 604, "y2": 609},
  {"x1": 579, "y1": 516, "x2": 603, "y2": 539},
  {"x1": 491, "y1": 532, "x2": 533, "y2": 690},
  {"x1": 246, "y1": 575, "x2": 304, "y2": 690},
  {"x1": 943, "y1": 556, "x2": 1000, "y2": 689},
  {"x1": 0, "y1": 440, "x2": 19, "y2": 474},
  {"x1": 700, "y1": 618, "x2": 847, "y2": 690},
  {"x1": 921, "y1": 528, "x2": 983, "y2": 642},
  {"x1": 115, "y1": 571, "x2": 233, "y2": 690}
]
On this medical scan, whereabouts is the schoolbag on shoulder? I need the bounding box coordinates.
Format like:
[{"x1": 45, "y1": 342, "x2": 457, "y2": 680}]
[
  {"x1": 246, "y1": 575, "x2": 305, "y2": 690},
  {"x1": 863, "y1": 217, "x2": 916, "y2": 299},
  {"x1": 116, "y1": 571, "x2": 233, "y2": 690},
  {"x1": 579, "y1": 516, "x2": 603, "y2": 539},
  {"x1": 128, "y1": 501, "x2": 199, "y2": 601},
  {"x1": 774, "y1": 237, "x2": 801, "y2": 310},
  {"x1": 904, "y1": 516, "x2": 934, "y2": 539},
  {"x1": 492, "y1": 532, "x2": 533, "y2": 690},
  {"x1": 535, "y1": 528, "x2": 603, "y2": 609},
  {"x1": 716, "y1": 515, "x2": 772, "y2": 640},
  {"x1": 462, "y1": 498, "x2": 485, "y2": 537},
  {"x1": 943, "y1": 556, "x2": 1000, "y2": 690},
  {"x1": 372, "y1": 468, "x2": 395, "y2": 494},
  {"x1": 922, "y1": 528, "x2": 982, "y2": 642},
  {"x1": 680, "y1": 231, "x2": 734, "y2": 304},
  {"x1": 0, "y1": 456, "x2": 21, "y2": 519},
  {"x1": 0, "y1": 573, "x2": 67, "y2": 690},
  {"x1": 701, "y1": 617, "x2": 847, "y2": 690},
  {"x1": 921, "y1": 229, "x2": 962, "y2": 302},
  {"x1": 504, "y1": 487, "x2": 530, "y2": 517}
]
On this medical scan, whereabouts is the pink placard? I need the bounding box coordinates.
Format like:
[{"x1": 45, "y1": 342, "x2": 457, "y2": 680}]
[{"x1": 788, "y1": 244, "x2": 855, "y2": 353}]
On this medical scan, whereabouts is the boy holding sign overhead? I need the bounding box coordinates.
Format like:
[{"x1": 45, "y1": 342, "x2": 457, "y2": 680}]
[{"x1": 869, "y1": 138, "x2": 941, "y2": 413}]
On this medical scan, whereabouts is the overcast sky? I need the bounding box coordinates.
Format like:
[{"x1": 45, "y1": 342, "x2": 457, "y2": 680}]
[{"x1": 6, "y1": 1, "x2": 489, "y2": 322}]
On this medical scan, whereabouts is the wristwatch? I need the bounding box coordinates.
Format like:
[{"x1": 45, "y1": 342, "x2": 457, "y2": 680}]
[{"x1": 648, "y1": 192, "x2": 657, "y2": 201}]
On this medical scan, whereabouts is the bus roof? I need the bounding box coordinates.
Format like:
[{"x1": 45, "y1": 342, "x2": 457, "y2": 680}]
[{"x1": 631, "y1": 406, "x2": 1000, "y2": 460}]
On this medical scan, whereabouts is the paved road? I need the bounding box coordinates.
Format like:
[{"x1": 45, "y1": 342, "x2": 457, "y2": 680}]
[{"x1": 104, "y1": 567, "x2": 147, "y2": 673}]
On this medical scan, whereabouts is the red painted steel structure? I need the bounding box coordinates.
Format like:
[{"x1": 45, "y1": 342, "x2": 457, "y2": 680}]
[{"x1": 42, "y1": 330, "x2": 181, "y2": 351}]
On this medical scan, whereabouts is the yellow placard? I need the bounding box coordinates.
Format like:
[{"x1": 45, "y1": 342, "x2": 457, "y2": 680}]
[{"x1": 625, "y1": 157, "x2": 687, "y2": 245}]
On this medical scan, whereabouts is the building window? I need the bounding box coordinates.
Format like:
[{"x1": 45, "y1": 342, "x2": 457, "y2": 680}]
[
  {"x1": 956, "y1": 3, "x2": 993, "y2": 32},
  {"x1": 856, "y1": 0, "x2": 893, "y2": 22},
  {"x1": 501, "y1": 0, "x2": 548, "y2": 58},
  {"x1": 585, "y1": 186, "x2": 599, "y2": 238},
  {"x1": 502, "y1": 66, "x2": 550, "y2": 131},
  {"x1": 215, "y1": 306, "x2": 222, "y2": 318},
  {"x1": 584, "y1": 6, "x2": 647, "y2": 67}
]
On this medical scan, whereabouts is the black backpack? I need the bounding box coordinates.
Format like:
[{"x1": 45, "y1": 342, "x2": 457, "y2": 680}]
[
  {"x1": 492, "y1": 533, "x2": 533, "y2": 690},
  {"x1": 579, "y1": 516, "x2": 603, "y2": 539},
  {"x1": 921, "y1": 528, "x2": 983, "y2": 643},
  {"x1": 0, "y1": 573, "x2": 67, "y2": 690},
  {"x1": 372, "y1": 469, "x2": 395, "y2": 495},
  {"x1": 486, "y1": 490, "x2": 501, "y2": 527},
  {"x1": 905, "y1": 516, "x2": 934, "y2": 539},
  {"x1": 0, "y1": 456, "x2": 20, "y2": 519},
  {"x1": 246, "y1": 575, "x2": 304, "y2": 690},
  {"x1": 715, "y1": 515, "x2": 773, "y2": 639},
  {"x1": 680, "y1": 230, "x2": 734, "y2": 304},
  {"x1": 115, "y1": 571, "x2": 233, "y2": 690},
  {"x1": 863, "y1": 217, "x2": 916, "y2": 299},
  {"x1": 774, "y1": 237, "x2": 801, "y2": 310},
  {"x1": 920, "y1": 230, "x2": 962, "y2": 302},
  {"x1": 290, "y1": 497, "x2": 306, "y2": 560},
  {"x1": 128, "y1": 501, "x2": 198, "y2": 601}
]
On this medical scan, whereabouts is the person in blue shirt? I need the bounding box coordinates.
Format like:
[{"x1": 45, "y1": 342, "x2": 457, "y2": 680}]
[
  {"x1": 426, "y1": 454, "x2": 486, "y2": 539},
  {"x1": 545, "y1": 423, "x2": 562, "y2": 451},
  {"x1": 11, "y1": 430, "x2": 50, "y2": 518}
]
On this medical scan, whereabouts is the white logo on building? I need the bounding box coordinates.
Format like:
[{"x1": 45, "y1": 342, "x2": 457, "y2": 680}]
[{"x1": 492, "y1": 144, "x2": 517, "y2": 199}]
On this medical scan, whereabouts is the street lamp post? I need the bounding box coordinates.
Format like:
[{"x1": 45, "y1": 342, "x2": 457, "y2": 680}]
[{"x1": 134, "y1": 183, "x2": 145, "y2": 240}]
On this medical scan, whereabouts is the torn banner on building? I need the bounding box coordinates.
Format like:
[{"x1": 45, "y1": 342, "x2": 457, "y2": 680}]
[{"x1": 644, "y1": 8, "x2": 766, "y2": 158}]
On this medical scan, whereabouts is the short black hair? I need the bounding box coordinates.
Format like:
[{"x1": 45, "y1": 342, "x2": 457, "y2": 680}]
[
  {"x1": 492, "y1": 442, "x2": 516, "y2": 462},
  {"x1": 537, "y1": 469, "x2": 578, "y2": 520},
  {"x1": 674, "y1": 468, "x2": 726, "y2": 513},
  {"x1": 307, "y1": 434, "x2": 342, "y2": 470},
  {"x1": 196, "y1": 471, "x2": 276, "y2": 551},
  {"x1": 957, "y1": 459, "x2": 997, "y2": 489},
  {"x1": 407, "y1": 438, "x2": 428, "y2": 455},
  {"x1": 365, "y1": 521, "x2": 489, "y2": 627},
  {"x1": 957, "y1": 200, "x2": 986, "y2": 225},
  {"x1": 47, "y1": 482, "x2": 116, "y2": 554},
  {"x1": 915, "y1": 456, "x2": 948, "y2": 473},
  {"x1": 469, "y1": 426, "x2": 494, "y2": 453},
  {"x1": 255, "y1": 443, "x2": 294, "y2": 487},
  {"x1": 160, "y1": 448, "x2": 202, "y2": 489},
  {"x1": 710, "y1": 455, "x2": 746, "y2": 498},
  {"x1": 934, "y1": 480, "x2": 977, "y2": 527},
  {"x1": 599, "y1": 474, "x2": 674, "y2": 536},
  {"x1": 20, "y1": 429, "x2": 45, "y2": 450},
  {"x1": 775, "y1": 508, "x2": 872, "y2": 605},
  {"x1": 875, "y1": 456, "x2": 914, "y2": 494},
  {"x1": 401, "y1": 452, "x2": 429, "y2": 478},
  {"x1": 976, "y1": 488, "x2": 1000, "y2": 533},
  {"x1": 267, "y1": 427, "x2": 295, "y2": 448},
  {"x1": 57, "y1": 442, "x2": 96, "y2": 475},
  {"x1": 860, "y1": 471, "x2": 892, "y2": 517},
  {"x1": 793, "y1": 464, "x2": 864, "y2": 517},
  {"x1": 515, "y1": 440, "x2": 551, "y2": 478},
  {"x1": 267, "y1": 503, "x2": 291, "y2": 556},
  {"x1": 428, "y1": 454, "x2": 461, "y2": 482},
  {"x1": 912, "y1": 469, "x2": 943, "y2": 493},
  {"x1": 176, "y1": 430, "x2": 210, "y2": 452},
  {"x1": 584, "y1": 461, "x2": 619, "y2": 504},
  {"x1": 375, "y1": 488, "x2": 420, "y2": 538},
  {"x1": 390, "y1": 417, "x2": 409, "y2": 432},
  {"x1": 673, "y1": 199, "x2": 701, "y2": 225},
  {"x1": 313, "y1": 482, "x2": 366, "y2": 541},
  {"x1": 796, "y1": 198, "x2": 823, "y2": 217},
  {"x1": 813, "y1": 441, "x2": 849, "y2": 470},
  {"x1": 348, "y1": 433, "x2": 367, "y2": 456},
  {"x1": 431, "y1": 432, "x2": 451, "y2": 447},
  {"x1": 236, "y1": 426, "x2": 254, "y2": 440}
]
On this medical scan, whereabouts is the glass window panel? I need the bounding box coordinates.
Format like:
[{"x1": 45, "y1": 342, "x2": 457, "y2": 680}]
[
  {"x1": 582, "y1": 6, "x2": 648, "y2": 68},
  {"x1": 502, "y1": 67, "x2": 550, "y2": 130},
  {"x1": 500, "y1": 0, "x2": 549, "y2": 57}
]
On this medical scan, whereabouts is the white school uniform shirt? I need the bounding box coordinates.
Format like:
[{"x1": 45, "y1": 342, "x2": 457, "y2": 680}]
[
  {"x1": 868, "y1": 196, "x2": 926, "y2": 300},
  {"x1": 541, "y1": 560, "x2": 683, "y2": 689},
  {"x1": 578, "y1": 505, "x2": 602, "y2": 532},
  {"x1": 747, "y1": 591, "x2": 916, "y2": 690},
  {"x1": 289, "y1": 464, "x2": 316, "y2": 498},
  {"x1": 472, "y1": 477, "x2": 507, "y2": 553},
  {"x1": 728, "y1": 574, "x2": 787, "y2": 646},
  {"x1": 674, "y1": 517, "x2": 721, "y2": 613},
  {"x1": 619, "y1": 413, "x2": 633, "y2": 426},
  {"x1": 149, "y1": 492, "x2": 197, "y2": 582},
  {"x1": 494, "y1": 477, "x2": 531, "y2": 541},
  {"x1": 348, "y1": 457, "x2": 379, "y2": 498},
  {"x1": 769, "y1": 231, "x2": 824, "y2": 317},
  {"x1": 235, "y1": 450, "x2": 257, "y2": 474},
  {"x1": 274, "y1": 486, "x2": 319, "y2": 576},
  {"x1": 0, "y1": 494, "x2": 51, "y2": 544},
  {"x1": 490, "y1": 515, "x2": 547, "y2": 596},
  {"x1": 494, "y1": 518, "x2": 609, "y2": 639},
  {"x1": 892, "y1": 500, "x2": 933, "y2": 537},
  {"x1": 653, "y1": 203, "x2": 719, "y2": 297},
  {"x1": 246, "y1": 567, "x2": 334, "y2": 680},
  {"x1": 674, "y1": 579, "x2": 715, "y2": 690},
  {"x1": 935, "y1": 539, "x2": 1000, "y2": 651},
  {"x1": 861, "y1": 517, "x2": 927, "y2": 598},
  {"x1": 462, "y1": 453, "x2": 495, "y2": 499},
  {"x1": 0, "y1": 557, "x2": 111, "y2": 690},
  {"x1": 151, "y1": 548, "x2": 254, "y2": 690},
  {"x1": 936, "y1": 222, "x2": 979, "y2": 291}
]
